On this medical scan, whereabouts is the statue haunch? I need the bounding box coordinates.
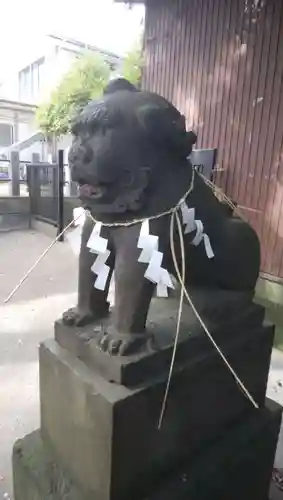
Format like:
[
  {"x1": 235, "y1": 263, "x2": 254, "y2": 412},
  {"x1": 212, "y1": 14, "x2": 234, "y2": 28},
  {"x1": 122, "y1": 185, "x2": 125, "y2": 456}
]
[{"x1": 63, "y1": 78, "x2": 260, "y2": 356}]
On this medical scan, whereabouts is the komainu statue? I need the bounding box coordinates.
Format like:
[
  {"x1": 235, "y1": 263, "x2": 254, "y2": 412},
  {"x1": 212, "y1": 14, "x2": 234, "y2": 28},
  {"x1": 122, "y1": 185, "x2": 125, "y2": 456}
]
[{"x1": 63, "y1": 78, "x2": 260, "y2": 356}]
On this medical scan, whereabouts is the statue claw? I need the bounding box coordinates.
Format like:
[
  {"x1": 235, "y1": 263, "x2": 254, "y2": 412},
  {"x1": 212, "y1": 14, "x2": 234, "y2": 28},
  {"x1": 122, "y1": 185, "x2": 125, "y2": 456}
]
[
  {"x1": 62, "y1": 307, "x2": 108, "y2": 327},
  {"x1": 95, "y1": 329, "x2": 151, "y2": 356}
]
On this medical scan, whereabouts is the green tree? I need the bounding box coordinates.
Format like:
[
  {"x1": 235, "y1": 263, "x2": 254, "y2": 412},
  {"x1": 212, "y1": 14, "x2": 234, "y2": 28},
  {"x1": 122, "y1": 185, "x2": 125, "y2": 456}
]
[
  {"x1": 36, "y1": 40, "x2": 144, "y2": 138},
  {"x1": 121, "y1": 38, "x2": 144, "y2": 87},
  {"x1": 36, "y1": 52, "x2": 111, "y2": 137}
]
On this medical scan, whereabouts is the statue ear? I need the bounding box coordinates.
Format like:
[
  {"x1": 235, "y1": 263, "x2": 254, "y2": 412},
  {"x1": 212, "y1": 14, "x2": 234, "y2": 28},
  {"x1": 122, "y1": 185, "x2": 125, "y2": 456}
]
[
  {"x1": 136, "y1": 103, "x2": 184, "y2": 143},
  {"x1": 187, "y1": 130, "x2": 197, "y2": 145},
  {"x1": 184, "y1": 130, "x2": 197, "y2": 157},
  {"x1": 136, "y1": 104, "x2": 197, "y2": 158}
]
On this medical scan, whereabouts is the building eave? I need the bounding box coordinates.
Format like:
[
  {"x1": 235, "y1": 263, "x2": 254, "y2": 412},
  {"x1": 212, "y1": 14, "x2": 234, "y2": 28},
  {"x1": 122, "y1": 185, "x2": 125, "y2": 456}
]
[
  {"x1": 47, "y1": 34, "x2": 122, "y2": 63},
  {"x1": 0, "y1": 99, "x2": 37, "y2": 113}
]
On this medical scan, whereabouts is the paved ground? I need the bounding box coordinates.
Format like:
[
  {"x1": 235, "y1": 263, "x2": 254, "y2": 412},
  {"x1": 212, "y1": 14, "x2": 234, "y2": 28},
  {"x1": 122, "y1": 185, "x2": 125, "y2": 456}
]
[
  {"x1": 0, "y1": 182, "x2": 28, "y2": 197},
  {"x1": 1, "y1": 229, "x2": 283, "y2": 499},
  {"x1": 267, "y1": 352, "x2": 283, "y2": 500},
  {"x1": 0, "y1": 230, "x2": 77, "y2": 499}
]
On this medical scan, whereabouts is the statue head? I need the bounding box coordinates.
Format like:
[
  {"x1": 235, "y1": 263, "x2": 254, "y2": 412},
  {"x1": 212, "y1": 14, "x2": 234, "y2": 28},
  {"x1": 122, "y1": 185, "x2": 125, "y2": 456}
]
[
  {"x1": 68, "y1": 78, "x2": 197, "y2": 215},
  {"x1": 103, "y1": 77, "x2": 139, "y2": 95}
]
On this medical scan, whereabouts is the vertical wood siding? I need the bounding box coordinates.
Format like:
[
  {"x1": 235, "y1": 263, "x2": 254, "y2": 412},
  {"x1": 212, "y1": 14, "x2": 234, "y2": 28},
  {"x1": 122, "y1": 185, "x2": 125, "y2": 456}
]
[{"x1": 143, "y1": 0, "x2": 283, "y2": 279}]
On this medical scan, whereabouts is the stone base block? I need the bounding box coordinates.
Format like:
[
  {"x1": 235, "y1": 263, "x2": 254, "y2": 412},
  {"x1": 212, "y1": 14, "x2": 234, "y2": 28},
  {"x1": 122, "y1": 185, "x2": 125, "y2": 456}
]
[
  {"x1": 55, "y1": 297, "x2": 268, "y2": 386},
  {"x1": 13, "y1": 399, "x2": 282, "y2": 500},
  {"x1": 40, "y1": 334, "x2": 273, "y2": 500}
]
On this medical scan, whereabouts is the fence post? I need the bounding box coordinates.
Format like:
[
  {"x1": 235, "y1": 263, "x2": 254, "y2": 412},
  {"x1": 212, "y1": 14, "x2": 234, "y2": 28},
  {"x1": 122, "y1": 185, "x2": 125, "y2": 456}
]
[
  {"x1": 64, "y1": 148, "x2": 71, "y2": 196},
  {"x1": 52, "y1": 165, "x2": 58, "y2": 199},
  {"x1": 70, "y1": 180, "x2": 78, "y2": 197},
  {"x1": 64, "y1": 162, "x2": 77, "y2": 196},
  {"x1": 28, "y1": 153, "x2": 41, "y2": 214},
  {"x1": 65, "y1": 147, "x2": 78, "y2": 196},
  {"x1": 32, "y1": 152, "x2": 40, "y2": 164},
  {"x1": 10, "y1": 151, "x2": 20, "y2": 196},
  {"x1": 57, "y1": 149, "x2": 64, "y2": 241}
]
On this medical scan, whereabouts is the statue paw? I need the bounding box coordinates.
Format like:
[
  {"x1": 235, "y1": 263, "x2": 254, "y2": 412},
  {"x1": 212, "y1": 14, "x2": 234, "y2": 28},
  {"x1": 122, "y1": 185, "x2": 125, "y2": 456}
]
[
  {"x1": 62, "y1": 307, "x2": 107, "y2": 327},
  {"x1": 96, "y1": 329, "x2": 151, "y2": 356}
]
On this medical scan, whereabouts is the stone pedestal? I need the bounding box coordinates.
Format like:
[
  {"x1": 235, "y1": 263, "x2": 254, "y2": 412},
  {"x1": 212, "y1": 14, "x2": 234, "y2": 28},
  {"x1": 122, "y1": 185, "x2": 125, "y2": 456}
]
[
  {"x1": 13, "y1": 399, "x2": 282, "y2": 500},
  {"x1": 12, "y1": 299, "x2": 282, "y2": 500}
]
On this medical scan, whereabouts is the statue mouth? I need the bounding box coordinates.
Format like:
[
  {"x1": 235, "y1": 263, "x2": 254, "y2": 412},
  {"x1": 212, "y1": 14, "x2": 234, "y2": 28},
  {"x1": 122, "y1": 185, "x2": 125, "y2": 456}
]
[{"x1": 78, "y1": 184, "x2": 105, "y2": 201}]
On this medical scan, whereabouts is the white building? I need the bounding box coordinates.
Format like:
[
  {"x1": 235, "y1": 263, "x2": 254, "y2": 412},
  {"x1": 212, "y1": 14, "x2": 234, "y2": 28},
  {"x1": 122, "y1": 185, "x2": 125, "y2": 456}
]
[
  {"x1": 0, "y1": 35, "x2": 121, "y2": 162},
  {"x1": 0, "y1": 99, "x2": 37, "y2": 146},
  {"x1": 0, "y1": 34, "x2": 121, "y2": 106},
  {"x1": 0, "y1": 99, "x2": 45, "y2": 162}
]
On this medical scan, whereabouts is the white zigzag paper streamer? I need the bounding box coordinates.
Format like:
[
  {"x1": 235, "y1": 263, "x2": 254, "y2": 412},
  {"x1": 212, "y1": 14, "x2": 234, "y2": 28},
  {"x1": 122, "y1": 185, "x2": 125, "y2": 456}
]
[
  {"x1": 180, "y1": 203, "x2": 214, "y2": 259},
  {"x1": 87, "y1": 222, "x2": 108, "y2": 254},
  {"x1": 87, "y1": 222, "x2": 110, "y2": 291},
  {"x1": 137, "y1": 219, "x2": 158, "y2": 262},
  {"x1": 91, "y1": 249, "x2": 111, "y2": 291},
  {"x1": 73, "y1": 207, "x2": 86, "y2": 227},
  {"x1": 65, "y1": 225, "x2": 83, "y2": 256},
  {"x1": 65, "y1": 207, "x2": 86, "y2": 257},
  {"x1": 138, "y1": 220, "x2": 174, "y2": 297},
  {"x1": 181, "y1": 205, "x2": 196, "y2": 234}
]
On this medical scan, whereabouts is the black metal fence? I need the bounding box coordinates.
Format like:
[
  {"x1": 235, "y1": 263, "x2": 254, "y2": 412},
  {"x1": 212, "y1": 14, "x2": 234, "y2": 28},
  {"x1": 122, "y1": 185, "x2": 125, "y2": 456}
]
[
  {"x1": 0, "y1": 156, "x2": 29, "y2": 197},
  {"x1": 27, "y1": 150, "x2": 78, "y2": 239},
  {"x1": 0, "y1": 149, "x2": 79, "y2": 237},
  {"x1": 0, "y1": 158, "x2": 27, "y2": 181}
]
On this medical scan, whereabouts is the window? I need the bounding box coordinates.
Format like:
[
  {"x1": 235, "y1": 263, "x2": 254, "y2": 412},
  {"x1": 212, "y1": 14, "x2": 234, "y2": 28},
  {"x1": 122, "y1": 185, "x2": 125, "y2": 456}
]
[
  {"x1": 19, "y1": 67, "x2": 31, "y2": 102},
  {"x1": 0, "y1": 123, "x2": 13, "y2": 147},
  {"x1": 19, "y1": 57, "x2": 45, "y2": 102}
]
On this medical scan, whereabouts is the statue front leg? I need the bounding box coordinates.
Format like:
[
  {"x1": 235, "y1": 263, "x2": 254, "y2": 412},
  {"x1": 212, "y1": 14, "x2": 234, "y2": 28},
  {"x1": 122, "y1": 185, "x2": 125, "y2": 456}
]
[
  {"x1": 97, "y1": 224, "x2": 156, "y2": 356},
  {"x1": 63, "y1": 217, "x2": 114, "y2": 327}
]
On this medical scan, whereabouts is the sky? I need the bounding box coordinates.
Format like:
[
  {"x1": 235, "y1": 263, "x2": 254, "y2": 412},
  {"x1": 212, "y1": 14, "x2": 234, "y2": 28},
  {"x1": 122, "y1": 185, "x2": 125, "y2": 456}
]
[{"x1": 0, "y1": 0, "x2": 145, "y2": 77}]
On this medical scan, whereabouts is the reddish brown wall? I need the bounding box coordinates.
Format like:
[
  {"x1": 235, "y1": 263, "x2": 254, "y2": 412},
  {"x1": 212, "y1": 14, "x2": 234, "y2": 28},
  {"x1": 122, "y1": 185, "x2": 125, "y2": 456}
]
[{"x1": 142, "y1": 0, "x2": 283, "y2": 279}]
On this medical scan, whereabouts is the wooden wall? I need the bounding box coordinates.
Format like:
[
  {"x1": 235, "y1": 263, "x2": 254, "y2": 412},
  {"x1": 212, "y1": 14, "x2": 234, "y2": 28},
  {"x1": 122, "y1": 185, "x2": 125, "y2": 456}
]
[{"x1": 143, "y1": 0, "x2": 283, "y2": 279}]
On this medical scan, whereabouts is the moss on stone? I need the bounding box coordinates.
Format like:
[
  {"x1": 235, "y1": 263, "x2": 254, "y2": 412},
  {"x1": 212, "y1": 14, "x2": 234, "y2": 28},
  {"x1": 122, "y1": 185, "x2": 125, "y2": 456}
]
[{"x1": 13, "y1": 431, "x2": 85, "y2": 500}]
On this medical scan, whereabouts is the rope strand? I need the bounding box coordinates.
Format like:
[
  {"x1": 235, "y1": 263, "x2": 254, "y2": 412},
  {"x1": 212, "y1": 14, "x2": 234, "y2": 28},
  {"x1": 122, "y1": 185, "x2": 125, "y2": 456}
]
[
  {"x1": 158, "y1": 210, "x2": 186, "y2": 429},
  {"x1": 197, "y1": 172, "x2": 248, "y2": 222}
]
